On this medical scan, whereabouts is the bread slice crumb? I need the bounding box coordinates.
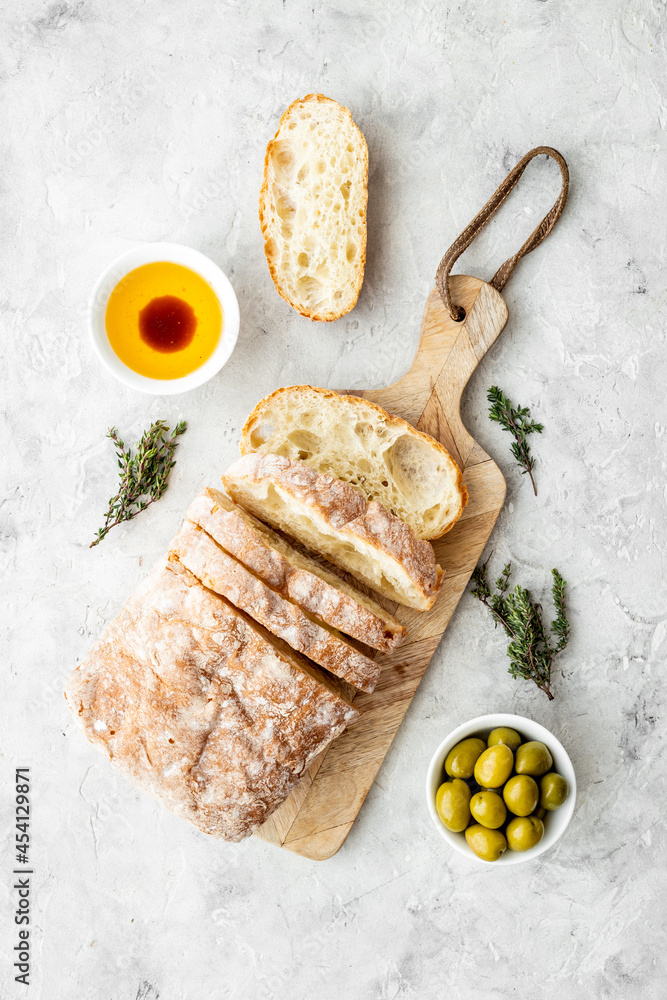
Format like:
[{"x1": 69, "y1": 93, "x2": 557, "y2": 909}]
[{"x1": 259, "y1": 94, "x2": 368, "y2": 322}]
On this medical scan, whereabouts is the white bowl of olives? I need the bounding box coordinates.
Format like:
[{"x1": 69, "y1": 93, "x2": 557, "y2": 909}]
[{"x1": 426, "y1": 713, "x2": 576, "y2": 865}]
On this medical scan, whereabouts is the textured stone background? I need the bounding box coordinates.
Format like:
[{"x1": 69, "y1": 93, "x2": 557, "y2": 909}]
[{"x1": 2, "y1": 1, "x2": 666, "y2": 998}]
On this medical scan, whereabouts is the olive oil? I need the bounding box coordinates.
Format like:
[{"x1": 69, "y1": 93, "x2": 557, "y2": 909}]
[{"x1": 106, "y1": 262, "x2": 222, "y2": 379}]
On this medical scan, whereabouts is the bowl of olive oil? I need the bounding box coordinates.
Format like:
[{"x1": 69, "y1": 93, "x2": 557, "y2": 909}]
[{"x1": 89, "y1": 243, "x2": 239, "y2": 394}]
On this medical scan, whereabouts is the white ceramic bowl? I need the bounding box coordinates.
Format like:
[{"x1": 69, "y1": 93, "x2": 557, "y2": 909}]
[
  {"x1": 426, "y1": 713, "x2": 576, "y2": 865},
  {"x1": 88, "y1": 242, "x2": 240, "y2": 394}
]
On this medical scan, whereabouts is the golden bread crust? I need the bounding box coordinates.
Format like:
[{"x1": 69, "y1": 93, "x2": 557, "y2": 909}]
[
  {"x1": 186, "y1": 487, "x2": 405, "y2": 653},
  {"x1": 240, "y1": 384, "x2": 468, "y2": 540},
  {"x1": 169, "y1": 520, "x2": 381, "y2": 693},
  {"x1": 64, "y1": 562, "x2": 358, "y2": 841},
  {"x1": 222, "y1": 454, "x2": 442, "y2": 610}
]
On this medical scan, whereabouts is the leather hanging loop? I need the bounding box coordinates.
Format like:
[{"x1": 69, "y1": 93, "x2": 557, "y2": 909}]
[{"x1": 435, "y1": 146, "x2": 569, "y2": 322}]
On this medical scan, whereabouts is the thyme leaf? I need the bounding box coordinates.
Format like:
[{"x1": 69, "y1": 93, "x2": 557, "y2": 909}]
[
  {"x1": 487, "y1": 386, "x2": 543, "y2": 495},
  {"x1": 470, "y1": 560, "x2": 570, "y2": 700},
  {"x1": 90, "y1": 419, "x2": 186, "y2": 548}
]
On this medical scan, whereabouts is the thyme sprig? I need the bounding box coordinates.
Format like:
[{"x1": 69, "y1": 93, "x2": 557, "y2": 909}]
[
  {"x1": 90, "y1": 419, "x2": 186, "y2": 548},
  {"x1": 470, "y1": 560, "x2": 569, "y2": 700},
  {"x1": 487, "y1": 386, "x2": 543, "y2": 495}
]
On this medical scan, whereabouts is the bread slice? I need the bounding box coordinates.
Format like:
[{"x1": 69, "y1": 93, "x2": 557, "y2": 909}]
[
  {"x1": 241, "y1": 385, "x2": 468, "y2": 540},
  {"x1": 259, "y1": 94, "x2": 368, "y2": 322},
  {"x1": 168, "y1": 521, "x2": 381, "y2": 693},
  {"x1": 65, "y1": 560, "x2": 358, "y2": 842},
  {"x1": 186, "y1": 487, "x2": 405, "y2": 653},
  {"x1": 222, "y1": 454, "x2": 442, "y2": 611}
]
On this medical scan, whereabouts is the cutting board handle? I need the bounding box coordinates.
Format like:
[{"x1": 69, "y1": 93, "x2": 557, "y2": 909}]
[
  {"x1": 436, "y1": 146, "x2": 569, "y2": 322},
  {"x1": 368, "y1": 147, "x2": 569, "y2": 468},
  {"x1": 365, "y1": 275, "x2": 508, "y2": 470}
]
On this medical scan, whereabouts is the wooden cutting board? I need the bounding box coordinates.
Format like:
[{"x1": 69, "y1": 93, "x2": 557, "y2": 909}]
[{"x1": 254, "y1": 274, "x2": 509, "y2": 860}]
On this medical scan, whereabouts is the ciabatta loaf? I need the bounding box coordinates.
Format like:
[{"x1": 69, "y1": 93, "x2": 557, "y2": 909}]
[
  {"x1": 259, "y1": 94, "x2": 368, "y2": 321},
  {"x1": 169, "y1": 521, "x2": 381, "y2": 693},
  {"x1": 222, "y1": 454, "x2": 442, "y2": 611},
  {"x1": 186, "y1": 487, "x2": 405, "y2": 653},
  {"x1": 65, "y1": 561, "x2": 358, "y2": 842},
  {"x1": 241, "y1": 385, "x2": 468, "y2": 540}
]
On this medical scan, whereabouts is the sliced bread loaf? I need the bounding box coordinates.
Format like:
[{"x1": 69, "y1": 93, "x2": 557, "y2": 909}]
[
  {"x1": 169, "y1": 520, "x2": 382, "y2": 693},
  {"x1": 222, "y1": 454, "x2": 442, "y2": 611},
  {"x1": 186, "y1": 487, "x2": 405, "y2": 653},
  {"x1": 240, "y1": 385, "x2": 468, "y2": 539},
  {"x1": 65, "y1": 560, "x2": 358, "y2": 842},
  {"x1": 259, "y1": 94, "x2": 368, "y2": 321}
]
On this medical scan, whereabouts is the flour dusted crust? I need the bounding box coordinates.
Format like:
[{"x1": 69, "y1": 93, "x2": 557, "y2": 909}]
[
  {"x1": 64, "y1": 562, "x2": 358, "y2": 842},
  {"x1": 186, "y1": 487, "x2": 405, "y2": 653},
  {"x1": 222, "y1": 454, "x2": 443, "y2": 611},
  {"x1": 169, "y1": 520, "x2": 381, "y2": 693},
  {"x1": 259, "y1": 94, "x2": 368, "y2": 322},
  {"x1": 240, "y1": 385, "x2": 468, "y2": 540}
]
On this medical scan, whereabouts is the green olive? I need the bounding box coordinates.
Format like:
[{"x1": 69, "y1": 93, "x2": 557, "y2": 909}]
[
  {"x1": 470, "y1": 790, "x2": 507, "y2": 829},
  {"x1": 465, "y1": 824, "x2": 508, "y2": 862},
  {"x1": 540, "y1": 772, "x2": 568, "y2": 811},
  {"x1": 534, "y1": 805, "x2": 547, "y2": 820},
  {"x1": 515, "y1": 741, "x2": 553, "y2": 777},
  {"x1": 487, "y1": 727, "x2": 522, "y2": 752},
  {"x1": 444, "y1": 738, "x2": 487, "y2": 779},
  {"x1": 474, "y1": 744, "x2": 514, "y2": 788},
  {"x1": 506, "y1": 815, "x2": 545, "y2": 852},
  {"x1": 503, "y1": 775, "x2": 539, "y2": 816},
  {"x1": 435, "y1": 778, "x2": 472, "y2": 832}
]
